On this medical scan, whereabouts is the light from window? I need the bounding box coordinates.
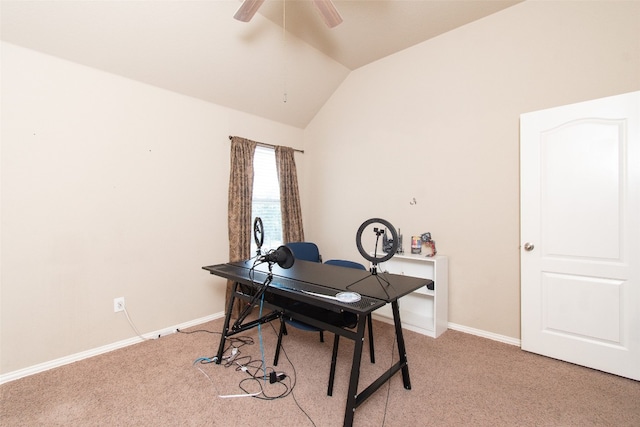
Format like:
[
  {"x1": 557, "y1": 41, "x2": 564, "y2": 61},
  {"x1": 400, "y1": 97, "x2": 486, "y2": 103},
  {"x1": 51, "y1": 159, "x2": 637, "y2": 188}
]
[{"x1": 251, "y1": 146, "x2": 283, "y2": 254}]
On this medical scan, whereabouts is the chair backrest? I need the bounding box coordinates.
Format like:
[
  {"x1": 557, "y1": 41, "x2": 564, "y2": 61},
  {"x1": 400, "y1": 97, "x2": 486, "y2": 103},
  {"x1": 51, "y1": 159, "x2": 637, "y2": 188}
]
[
  {"x1": 285, "y1": 242, "x2": 322, "y2": 263},
  {"x1": 324, "y1": 259, "x2": 367, "y2": 271}
]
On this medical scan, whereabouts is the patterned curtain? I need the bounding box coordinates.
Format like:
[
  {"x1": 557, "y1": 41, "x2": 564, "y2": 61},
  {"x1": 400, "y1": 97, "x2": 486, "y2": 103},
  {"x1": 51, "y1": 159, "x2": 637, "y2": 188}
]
[
  {"x1": 226, "y1": 136, "x2": 257, "y2": 317},
  {"x1": 275, "y1": 146, "x2": 305, "y2": 243}
]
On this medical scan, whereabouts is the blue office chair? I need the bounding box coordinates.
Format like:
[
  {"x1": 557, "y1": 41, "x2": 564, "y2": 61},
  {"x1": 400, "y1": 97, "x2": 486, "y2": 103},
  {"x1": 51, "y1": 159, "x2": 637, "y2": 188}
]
[
  {"x1": 274, "y1": 257, "x2": 370, "y2": 396},
  {"x1": 285, "y1": 241, "x2": 322, "y2": 263},
  {"x1": 273, "y1": 246, "x2": 362, "y2": 396},
  {"x1": 274, "y1": 242, "x2": 325, "y2": 367},
  {"x1": 323, "y1": 259, "x2": 373, "y2": 396}
]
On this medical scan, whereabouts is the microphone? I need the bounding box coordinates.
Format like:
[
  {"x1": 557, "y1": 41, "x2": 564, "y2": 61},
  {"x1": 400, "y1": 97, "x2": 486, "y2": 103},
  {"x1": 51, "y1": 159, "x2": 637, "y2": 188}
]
[{"x1": 259, "y1": 245, "x2": 295, "y2": 269}]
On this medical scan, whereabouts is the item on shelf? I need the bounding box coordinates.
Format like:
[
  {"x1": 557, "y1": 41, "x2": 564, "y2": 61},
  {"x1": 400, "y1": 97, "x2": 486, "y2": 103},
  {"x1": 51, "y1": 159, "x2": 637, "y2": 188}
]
[
  {"x1": 421, "y1": 232, "x2": 437, "y2": 257},
  {"x1": 396, "y1": 229, "x2": 404, "y2": 254},
  {"x1": 382, "y1": 229, "x2": 395, "y2": 254},
  {"x1": 411, "y1": 236, "x2": 421, "y2": 254}
]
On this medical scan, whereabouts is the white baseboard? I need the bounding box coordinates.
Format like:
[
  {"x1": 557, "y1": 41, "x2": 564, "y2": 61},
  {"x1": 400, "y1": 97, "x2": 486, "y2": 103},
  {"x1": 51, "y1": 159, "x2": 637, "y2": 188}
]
[
  {"x1": 371, "y1": 314, "x2": 521, "y2": 347},
  {"x1": 371, "y1": 313, "x2": 439, "y2": 338},
  {"x1": 447, "y1": 322, "x2": 521, "y2": 346},
  {"x1": 0, "y1": 312, "x2": 225, "y2": 385}
]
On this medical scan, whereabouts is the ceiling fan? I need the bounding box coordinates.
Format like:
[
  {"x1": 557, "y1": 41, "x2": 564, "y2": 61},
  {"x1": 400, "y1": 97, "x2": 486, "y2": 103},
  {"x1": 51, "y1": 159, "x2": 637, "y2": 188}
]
[{"x1": 234, "y1": 0, "x2": 343, "y2": 28}]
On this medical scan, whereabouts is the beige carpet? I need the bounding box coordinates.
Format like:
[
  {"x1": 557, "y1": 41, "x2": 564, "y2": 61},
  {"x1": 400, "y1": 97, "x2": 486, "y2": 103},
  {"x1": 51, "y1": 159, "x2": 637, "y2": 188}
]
[{"x1": 1, "y1": 316, "x2": 639, "y2": 426}]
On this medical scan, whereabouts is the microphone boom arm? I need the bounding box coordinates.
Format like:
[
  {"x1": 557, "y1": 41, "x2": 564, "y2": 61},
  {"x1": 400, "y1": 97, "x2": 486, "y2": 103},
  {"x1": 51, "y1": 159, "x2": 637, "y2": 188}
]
[{"x1": 231, "y1": 263, "x2": 275, "y2": 332}]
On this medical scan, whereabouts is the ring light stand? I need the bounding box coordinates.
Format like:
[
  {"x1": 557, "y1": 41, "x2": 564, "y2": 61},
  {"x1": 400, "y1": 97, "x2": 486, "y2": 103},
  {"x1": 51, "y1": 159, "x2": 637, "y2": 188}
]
[{"x1": 350, "y1": 218, "x2": 399, "y2": 299}]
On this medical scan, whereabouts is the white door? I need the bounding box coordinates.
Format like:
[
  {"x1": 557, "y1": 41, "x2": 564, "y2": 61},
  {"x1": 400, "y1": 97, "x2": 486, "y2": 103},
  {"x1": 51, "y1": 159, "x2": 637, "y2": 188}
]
[{"x1": 520, "y1": 91, "x2": 640, "y2": 381}]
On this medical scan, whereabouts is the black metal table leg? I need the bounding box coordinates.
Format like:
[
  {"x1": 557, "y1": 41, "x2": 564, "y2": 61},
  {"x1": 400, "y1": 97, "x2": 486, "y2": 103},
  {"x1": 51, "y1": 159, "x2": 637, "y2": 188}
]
[
  {"x1": 367, "y1": 314, "x2": 375, "y2": 364},
  {"x1": 343, "y1": 314, "x2": 367, "y2": 427},
  {"x1": 215, "y1": 281, "x2": 238, "y2": 364},
  {"x1": 392, "y1": 300, "x2": 411, "y2": 389}
]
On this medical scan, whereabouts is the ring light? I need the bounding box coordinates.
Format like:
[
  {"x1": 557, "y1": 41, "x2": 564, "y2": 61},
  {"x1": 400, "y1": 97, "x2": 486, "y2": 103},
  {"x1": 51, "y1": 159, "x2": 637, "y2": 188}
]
[
  {"x1": 253, "y1": 217, "x2": 264, "y2": 250},
  {"x1": 355, "y1": 218, "x2": 398, "y2": 263}
]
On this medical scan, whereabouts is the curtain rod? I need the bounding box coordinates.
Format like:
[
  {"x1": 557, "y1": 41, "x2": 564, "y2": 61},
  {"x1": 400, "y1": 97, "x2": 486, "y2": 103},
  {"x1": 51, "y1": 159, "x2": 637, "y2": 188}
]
[{"x1": 228, "y1": 135, "x2": 304, "y2": 154}]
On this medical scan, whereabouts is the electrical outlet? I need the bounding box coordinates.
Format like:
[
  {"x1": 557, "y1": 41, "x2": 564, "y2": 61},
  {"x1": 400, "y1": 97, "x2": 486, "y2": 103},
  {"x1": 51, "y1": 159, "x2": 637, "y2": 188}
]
[{"x1": 114, "y1": 297, "x2": 125, "y2": 313}]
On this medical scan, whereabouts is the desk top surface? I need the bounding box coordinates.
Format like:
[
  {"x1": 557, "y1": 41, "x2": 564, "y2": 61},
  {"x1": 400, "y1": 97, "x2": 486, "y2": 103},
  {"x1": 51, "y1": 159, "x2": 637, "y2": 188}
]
[{"x1": 203, "y1": 258, "x2": 432, "y2": 312}]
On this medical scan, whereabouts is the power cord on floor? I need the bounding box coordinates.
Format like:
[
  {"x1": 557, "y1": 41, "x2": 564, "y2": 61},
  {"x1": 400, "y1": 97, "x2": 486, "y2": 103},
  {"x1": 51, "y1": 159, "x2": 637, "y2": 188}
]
[
  {"x1": 192, "y1": 338, "x2": 295, "y2": 401},
  {"x1": 185, "y1": 313, "x2": 315, "y2": 425},
  {"x1": 121, "y1": 305, "x2": 156, "y2": 341},
  {"x1": 176, "y1": 328, "x2": 220, "y2": 335}
]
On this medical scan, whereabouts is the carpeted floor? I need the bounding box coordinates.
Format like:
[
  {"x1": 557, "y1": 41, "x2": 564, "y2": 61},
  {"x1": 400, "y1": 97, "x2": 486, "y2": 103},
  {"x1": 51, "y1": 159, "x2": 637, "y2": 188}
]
[{"x1": 1, "y1": 316, "x2": 639, "y2": 426}]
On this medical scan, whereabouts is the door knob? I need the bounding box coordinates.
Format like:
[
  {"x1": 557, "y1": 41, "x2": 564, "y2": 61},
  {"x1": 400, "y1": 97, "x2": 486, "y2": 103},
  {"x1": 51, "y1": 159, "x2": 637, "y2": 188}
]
[{"x1": 524, "y1": 242, "x2": 535, "y2": 251}]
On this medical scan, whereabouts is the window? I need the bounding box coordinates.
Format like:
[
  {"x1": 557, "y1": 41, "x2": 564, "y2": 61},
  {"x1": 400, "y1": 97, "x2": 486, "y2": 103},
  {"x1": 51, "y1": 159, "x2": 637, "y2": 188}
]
[{"x1": 251, "y1": 146, "x2": 282, "y2": 254}]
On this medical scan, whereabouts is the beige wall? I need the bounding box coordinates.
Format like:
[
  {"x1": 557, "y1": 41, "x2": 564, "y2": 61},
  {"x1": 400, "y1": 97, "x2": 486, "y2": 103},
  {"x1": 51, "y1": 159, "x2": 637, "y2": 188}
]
[
  {"x1": 303, "y1": 0, "x2": 640, "y2": 339},
  {"x1": 0, "y1": 43, "x2": 304, "y2": 375}
]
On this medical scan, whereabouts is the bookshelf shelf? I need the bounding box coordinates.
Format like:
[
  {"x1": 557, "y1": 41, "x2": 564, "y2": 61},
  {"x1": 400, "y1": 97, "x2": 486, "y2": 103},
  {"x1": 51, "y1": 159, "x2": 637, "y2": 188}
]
[{"x1": 372, "y1": 254, "x2": 448, "y2": 338}]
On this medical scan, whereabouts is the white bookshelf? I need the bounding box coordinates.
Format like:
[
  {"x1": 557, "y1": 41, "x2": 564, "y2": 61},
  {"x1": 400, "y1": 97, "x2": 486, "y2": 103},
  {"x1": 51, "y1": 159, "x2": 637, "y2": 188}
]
[{"x1": 371, "y1": 254, "x2": 448, "y2": 338}]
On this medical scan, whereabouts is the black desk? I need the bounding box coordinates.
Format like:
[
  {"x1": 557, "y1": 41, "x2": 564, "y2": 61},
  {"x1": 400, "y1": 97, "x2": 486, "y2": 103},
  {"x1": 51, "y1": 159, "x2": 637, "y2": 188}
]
[{"x1": 203, "y1": 259, "x2": 432, "y2": 427}]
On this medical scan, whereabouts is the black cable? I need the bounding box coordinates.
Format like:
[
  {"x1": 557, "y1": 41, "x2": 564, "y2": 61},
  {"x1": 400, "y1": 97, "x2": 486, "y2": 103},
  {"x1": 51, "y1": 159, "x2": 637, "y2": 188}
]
[
  {"x1": 185, "y1": 272, "x2": 313, "y2": 425},
  {"x1": 177, "y1": 328, "x2": 220, "y2": 335},
  {"x1": 268, "y1": 321, "x2": 316, "y2": 427},
  {"x1": 233, "y1": 323, "x2": 295, "y2": 401},
  {"x1": 239, "y1": 375, "x2": 291, "y2": 400},
  {"x1": 193, "y1": 322, "x2": 296, "y2": 402},
  {"x1": 228, "y1": 349, "x2": 293, "y2": 400}
]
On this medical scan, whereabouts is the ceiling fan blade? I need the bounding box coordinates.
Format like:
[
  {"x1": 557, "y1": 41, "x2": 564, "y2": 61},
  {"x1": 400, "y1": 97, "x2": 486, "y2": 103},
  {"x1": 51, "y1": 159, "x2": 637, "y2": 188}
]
[
  {"x1": 233, "y1": 0, "x2": 265, "y2": 22},
  {"x1": 312, "y1": 0, "x2": 343, "y2": 28}
]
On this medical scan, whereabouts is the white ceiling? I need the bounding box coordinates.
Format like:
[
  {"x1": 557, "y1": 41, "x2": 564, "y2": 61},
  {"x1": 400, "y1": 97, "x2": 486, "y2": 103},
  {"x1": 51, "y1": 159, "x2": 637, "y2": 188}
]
[
  {"x1": 257, "y1": 0, "x2": 521, "y2": 70},
  {"x1": 1, "y1": 0, "x2": 520, "y2": 128}
]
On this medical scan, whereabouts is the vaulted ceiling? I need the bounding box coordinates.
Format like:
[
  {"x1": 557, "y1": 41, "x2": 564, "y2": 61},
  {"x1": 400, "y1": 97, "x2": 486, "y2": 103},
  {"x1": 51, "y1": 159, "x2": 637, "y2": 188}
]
[{"x1": 1, "y1": 0, "x2": 520, "y2": 128}]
